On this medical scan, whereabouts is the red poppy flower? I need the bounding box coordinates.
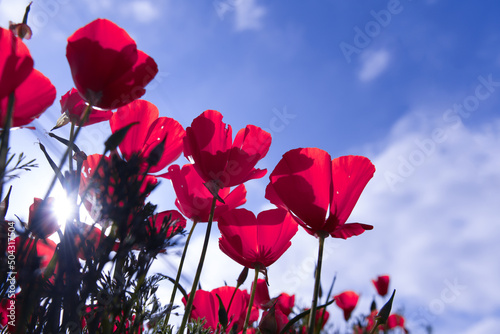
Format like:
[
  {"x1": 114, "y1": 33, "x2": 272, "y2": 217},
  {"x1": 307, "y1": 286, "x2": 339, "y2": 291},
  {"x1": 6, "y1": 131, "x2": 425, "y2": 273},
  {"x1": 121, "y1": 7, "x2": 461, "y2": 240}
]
[
  {"x1": 372, "y1": 275, "x2": 390, "y2": 297},
  {"x1": 110, "y1": 100, "x2": 185, "y2": 173},
  {"x1": 182, "y1": 286, "x2": 258, "y2": 333},
  {"x1": 385, "y1": 314, "x2": 408, "y2": 333},
  {"x1": 335, "y1": 291, "x2": 359, "y2": 321},
  {"x1": 218, "y1": 208, "x2": 298, "y2": 269},
  {"x1": 253, "y1": 278, "x2": 271, "y2": 309},
  {"x1": 57, "y1": 88, "x2": 112, "y2": 127},
  {"x1": 79, "y1": 154, "x2": 157, "y2": 220},
  {"x1": 314, "y1": 308, "x2": 330, "y2": 330},
  {"x1": 275, "y1": 293, "x2": 295, "y2": 317},
  {"x1": 160, "y1": 164, "x2": 246, "y2": 222},
  {"x1": 149, "y1": 209, "x2": 186, "y2": 236},
  {"x1": 15, "y1": 236, "x2": 57, "y2": 278},
  {"x1": 259, "y1": 306, "x2": 289, "y2": 334},
  {"x1": 66, "y1": 19, "x2": 158, "y2": 109},
  {"x1": 183, "y1": 110, "x2": 271, "y2": 189},
  {"x1": 252, "y1": 279, "x2": 295, "y2": 316},
  {"x1": 28, "y1": 197, "x2": 59, "y2": 239},
  {"x1": 1, "y1": 68, "x2": 56, "y2": 127},
  {"x1": 0, "y1": 27, "x2": 33, "y2": 101},
  {"x1": 266, "y1": 148, "x2": 375, "y2": 239}
]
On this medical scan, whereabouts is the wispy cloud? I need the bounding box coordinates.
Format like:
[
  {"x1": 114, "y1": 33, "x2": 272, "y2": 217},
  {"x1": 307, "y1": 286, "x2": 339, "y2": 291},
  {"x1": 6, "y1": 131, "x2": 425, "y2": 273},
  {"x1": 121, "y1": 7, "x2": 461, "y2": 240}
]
[
  {"x1": 349, "y1": 112, "x2": 500, "y2": 330},
  {"x1": 358, "y1": 49, "x2": 390, "y2": 82},
  {"x1": 233, "y1": 0, "x2": 266, "y2": 31},
  {"x1": 120, "y1": 0, "x2": 160, "y2": 24}
]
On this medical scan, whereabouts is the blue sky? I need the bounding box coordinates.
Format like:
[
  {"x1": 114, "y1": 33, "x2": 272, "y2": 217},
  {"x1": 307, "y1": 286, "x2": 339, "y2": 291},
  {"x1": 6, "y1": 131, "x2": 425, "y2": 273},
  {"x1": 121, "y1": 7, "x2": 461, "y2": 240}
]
[{"x1": 2, "y1": 0, "x2": 500, "y2": 332}]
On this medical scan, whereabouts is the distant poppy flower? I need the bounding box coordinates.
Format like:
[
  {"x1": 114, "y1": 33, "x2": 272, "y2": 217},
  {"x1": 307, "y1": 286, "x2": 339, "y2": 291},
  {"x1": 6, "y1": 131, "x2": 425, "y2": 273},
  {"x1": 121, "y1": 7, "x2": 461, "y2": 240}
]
[
  {"x1": 275, "y1": 293, "x2": 295, "y2": 317},
  {"x1": 301, "y1": 308, "x2": 329, "y2": 333},
  {"x1": 385, "y1": 314, "x2": 408, "y2": 333},
  {"x1": 218, "y1": 208, "x2": 298, "y2": 269},
  {"x1": 66, "y1": 19, "x2": 158, "y2": 109},
  {"x1": 314, "y1": 308, "x2": 330, "y2": 330},
  {"x1": 160, "y1": 164, "x2": 246, "y2": 222},
  {"x1": 28, "y1": 197, "x2": 59, "y2": 239},
  {"x1": 253, "y1": 278, "x2": 272, "y2": 309},
  {"x1": 0, "y1": 27, "x2": 33, "y2": 102},
  {"x1": 259, "y1": 306, "x2": 289, "y2": 334},
  {"x1": 110, "y1": 100, "x2": 185, "y2": 173},
  {"x1": 266, "y1": 148, "x2": 375, "y2": 239},
  {"x1": 1, "y1": 68, "x2": 56, "y2": 127},
  {"x1": 182, "y1": 286, "x2": 258, "y2": 333},
  {"x1": 55, "y1": 88, "x2": 112, "y2": 128},
  {"x1": 372, "y1": 275, "x2": 390, "y2": 297},
  {"x1": 335, "y1": 291, "x2": 359, "y2": 321},
  {"x1": 252, "y1": 278, "x2": 295, "y2": 316},
  {"x1": 149, "y1": 209, "x2": 186, "y2": 237},
  {"x1": 183, "y1": 110, "x2": 271, "y2": 190}
]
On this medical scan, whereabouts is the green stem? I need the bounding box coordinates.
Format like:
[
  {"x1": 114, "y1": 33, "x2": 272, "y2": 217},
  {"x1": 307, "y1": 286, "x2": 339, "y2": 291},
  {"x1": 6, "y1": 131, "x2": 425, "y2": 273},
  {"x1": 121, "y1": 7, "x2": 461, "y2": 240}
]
[
  {"x1": 43, "y1": 104, "x2": 92, "y2": 200},
  {"x1": 164, "y1": 220, "x2": 198, "y2": 325},
  {"x1": 177, "y1": 196, "x2": 217, "y2": 334},
  {"x1": 0, "y1": 92, "x2": 15, "y2": 203},
  {"x1": 242, "y1": 264, "x2": 259, "y2": 332},
  {"x1": 68, "y1": 122, "x2": 75, "y2": 172},
  {"x1": 308, "y1": 233, "x2": 326, "y2": 334}
]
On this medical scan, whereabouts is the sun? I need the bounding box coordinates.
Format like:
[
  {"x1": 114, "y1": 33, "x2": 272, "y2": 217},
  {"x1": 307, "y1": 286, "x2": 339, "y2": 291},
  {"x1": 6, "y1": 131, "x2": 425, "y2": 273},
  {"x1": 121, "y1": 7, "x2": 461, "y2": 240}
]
[{"x1": 51, "y1": 187, "x2": 77, "y2": 232}]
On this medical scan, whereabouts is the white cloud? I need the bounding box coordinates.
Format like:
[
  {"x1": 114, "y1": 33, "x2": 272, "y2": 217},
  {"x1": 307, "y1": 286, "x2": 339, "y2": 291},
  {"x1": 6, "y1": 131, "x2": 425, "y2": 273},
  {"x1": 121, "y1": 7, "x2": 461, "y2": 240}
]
[
  {"x1": 344, "y1": 113, "x2": 500, "y2": 330},
  {"x1": 464, "y1": 317, "x2": 500, "y2": 334},
  {"x1": 0, "y1": 0, "x2": 32, "y2": 27},
  {"x1": 358, "y1": 49, "x2": 390, "y2": 82},
  {"x1": 168, "y1": 110, "x2": 500, "y2": 331},
  {"x1": 82, "y1": 0, "x2": 113, "y2": 15},
  {"x1": 120, "y1": 0, "x2": 160, "y2": 24},
  {"x1": 233, "y1": 0, "x2": 266, "y2": 31}
]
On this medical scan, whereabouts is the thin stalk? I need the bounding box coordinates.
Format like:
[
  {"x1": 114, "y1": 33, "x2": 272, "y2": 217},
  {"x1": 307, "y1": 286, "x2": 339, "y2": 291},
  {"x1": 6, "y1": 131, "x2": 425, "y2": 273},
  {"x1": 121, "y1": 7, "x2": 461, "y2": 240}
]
[
  {"x1": 43, "y1": 104, "x2": 92, "y2": 200},
  {"x1": 177, "y1": 196, "x2": 217, "y2": 333},
  {"x1": 308, "y1": 233, "x2": 326, "y2": 334},
  {"x1": 164, "y1": 220, "x2": 198, "y2": 325},
  {"x1": 0, "y1": 92, "x2": 15, "y2": 203},
  {"x1": 68, "y1": 122, "x2": 75, "y2": 172},
  {"x1": 242, "y1": 264, "x2": 259, "y2": 332}
]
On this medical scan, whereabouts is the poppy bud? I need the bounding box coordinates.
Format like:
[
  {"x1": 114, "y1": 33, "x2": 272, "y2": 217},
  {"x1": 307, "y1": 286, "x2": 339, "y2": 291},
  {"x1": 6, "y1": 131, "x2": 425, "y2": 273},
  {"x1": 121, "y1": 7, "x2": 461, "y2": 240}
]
[
  {"x1": 104, "y1": 122, "x2": 138, "y2": 152},
  {"x1": 237, "y1": 267, "x2": 249, "y2": 287},
  {"x1": 376, "y1": 289, "x2": 396, "y2": 326}
]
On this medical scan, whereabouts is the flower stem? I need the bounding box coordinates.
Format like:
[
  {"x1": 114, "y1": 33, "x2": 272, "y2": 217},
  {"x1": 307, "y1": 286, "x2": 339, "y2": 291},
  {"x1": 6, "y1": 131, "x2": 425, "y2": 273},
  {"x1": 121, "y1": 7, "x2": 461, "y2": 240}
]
[
  {"x1": 308, "y1": 233, "x2": 326, "y2": 334},
  {"x1": 68, "y1": 122, "x2": 75, "y2": 172},
  {"x1": 164, "y1": 220, "x2": 198, "y2": 325},
  {"x1": 177, "y1": 196, "x2": 217, "y2": 333},
  {"x1": 243, "y1": 264, "x2": 259, "y2": 332},
  {"x1": 0, "y1": 92, "x2": 15, "y2": 203},
  {"x1": 43, "y1": 104, "x2": 92, "y2": 200}
]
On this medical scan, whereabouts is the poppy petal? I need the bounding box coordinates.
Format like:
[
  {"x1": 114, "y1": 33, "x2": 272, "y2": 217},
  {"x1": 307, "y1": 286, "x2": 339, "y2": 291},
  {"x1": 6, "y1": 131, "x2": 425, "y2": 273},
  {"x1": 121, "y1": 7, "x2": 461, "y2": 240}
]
[
  {"x1": 268, "y1": 147, "x2": 332, "y2": 232},
  {"x1": 330, "y1": 155, "x2": 375, "y2": 226}
]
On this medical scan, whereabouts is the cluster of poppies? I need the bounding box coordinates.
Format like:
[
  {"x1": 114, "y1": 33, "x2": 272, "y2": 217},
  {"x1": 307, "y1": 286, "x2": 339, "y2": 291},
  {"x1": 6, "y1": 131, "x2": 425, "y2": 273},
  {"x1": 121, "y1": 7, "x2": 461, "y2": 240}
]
[
  {"x1": 0, "y1": 10, "x2": 407, "y2": 334},
  {"x1": 335, "y1": 275, "x2": 409, "y2": 334}
]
